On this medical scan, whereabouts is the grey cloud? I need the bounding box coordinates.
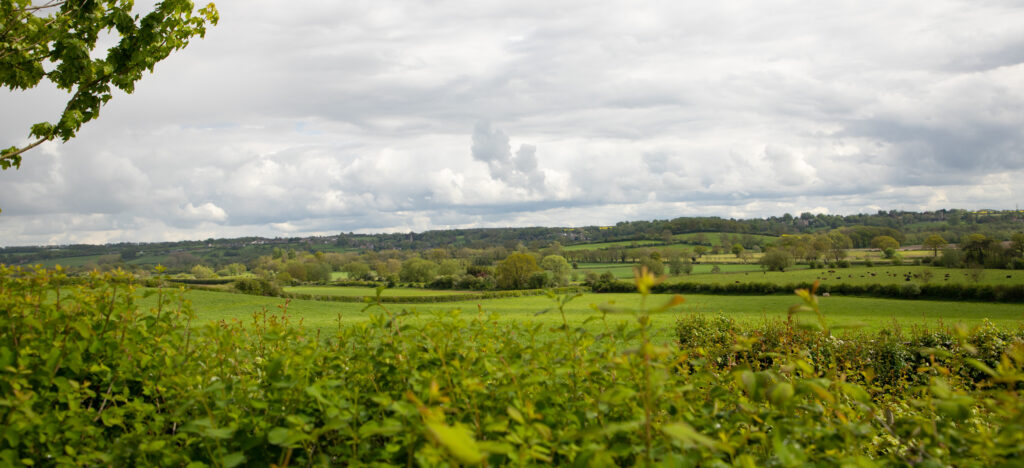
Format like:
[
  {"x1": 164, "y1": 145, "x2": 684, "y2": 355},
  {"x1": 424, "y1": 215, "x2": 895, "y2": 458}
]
[
  {"x1": 471, "y1": 122, "x2": 546, "y2": 191},
  {"x1": 4, "y1": 0, "x2": 1024, "y2": 245}
]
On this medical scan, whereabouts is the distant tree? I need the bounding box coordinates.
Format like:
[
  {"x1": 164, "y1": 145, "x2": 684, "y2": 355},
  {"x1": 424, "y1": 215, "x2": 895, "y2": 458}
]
[
  {"x1": 285, "y1": 261, "x2": 307, "y2": 282},
  {"x1": 936, "y1": 248, "x2": 965, "y2": 268},
  {"x1": 760, "y1": 249, "x2": 793, "y2": 272},
  {"x1": 1010, "y1": 233, "x2": 1024, "y2": 257},
  {"x1": 305, "y1": 262, "x2": 332, "y2": 283},
  {"x1": 923, "y1": 234, "x2": 947, "y2": 257},
  {"x1": 222, "y1": 262, "x2": 247, "y2": 276},
  {"x1": 826, "y1": 232, "x2": 853, "y2": 262},
  {"x1": 343, "y1": 262, "x2": 372, "y2": 281},
  {"x1": 166, "y1": 252, "x2": 199, "y2": 271},
  {"x1": 668, "y1": 256, "x2": 689, "y2": 276},
  {"x1": 731, "y1": 243, "x2": 745, "y2": 258},
  {"x1": 639, "y1": 255, "x2": 665, "y2": 276},
  {"x1": 400, "y1": 258, "x2": 439, "y2": 283},
  {"x1": 495, "y1": 253, "x2": 541, "y2": 289},
  {"x1": 870, "y1": 235, "x2": 900, "y2": 251},
  {"x1": 693, "y1": 246, "x2": 709, "y2": 258},
  {"x1": 190, "y1": 264, "x2": 215, "y2": 279},
  {"x1": 527, "y1": 271, "x2": 551, "y2": 289},
  {"x1": 961, "y1": 234, "x2": 993, "y2": 265},
  {"x1": 540, "y1": 255, "x2": 571, "y2": 286},
  {"x1": 425, "y1": 248, "x2": 448, "y2": 263},
  {"x1": 437, "y1": 259, "x2": 463, "y2": 277}
]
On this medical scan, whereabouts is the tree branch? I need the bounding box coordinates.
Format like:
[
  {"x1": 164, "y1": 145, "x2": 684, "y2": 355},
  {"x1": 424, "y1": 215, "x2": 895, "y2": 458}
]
[{"x1": 1, "y1": 138, "x2": 48, "y2": 163}]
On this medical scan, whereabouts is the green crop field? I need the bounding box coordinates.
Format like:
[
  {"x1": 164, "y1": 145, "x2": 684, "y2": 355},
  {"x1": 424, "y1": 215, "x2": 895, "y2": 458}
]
[
  {"x1": 668, "y1": 265, "x2": 1023, "y2": 287},
  {"x1": 161, "y1": 288, "x2": 1024, "y2": 344}
]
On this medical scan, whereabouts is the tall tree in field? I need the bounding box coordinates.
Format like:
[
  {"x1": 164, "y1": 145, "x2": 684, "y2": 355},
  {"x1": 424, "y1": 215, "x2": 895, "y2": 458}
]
[
  {"x1": 870, "y1": 236, "x2": 900, "y2": 251},
  {"x1": 1008, "y1": 232, "x2": 1024, "y2": 258},
  {"x1": 826, "y1": 231, "x2": 853, "y2": 262},
  {"x1": 1, "y1": 0, "x2": 219, "y2": 170},
  {"x1": 923, "y1": 234, "x2": 947, "y2": 257},
  {"x1": 540, "y1": 254, "x2": 570, "y2": 286},
  {"x1": 961, "y1": 234, "x2": 993, "y2": 266},
  {"x1": 495, "y1": 253, "x2": 541, "y2": 289}
]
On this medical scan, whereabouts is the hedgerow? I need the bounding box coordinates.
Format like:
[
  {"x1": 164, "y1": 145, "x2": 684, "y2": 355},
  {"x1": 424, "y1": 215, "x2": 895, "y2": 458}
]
[
  {"x1": 589, "y1": 278, "x2": 1024, "y2": 302},
  {"x1": 3, "y1": 266, "x2": 1024, "y2": 466}
]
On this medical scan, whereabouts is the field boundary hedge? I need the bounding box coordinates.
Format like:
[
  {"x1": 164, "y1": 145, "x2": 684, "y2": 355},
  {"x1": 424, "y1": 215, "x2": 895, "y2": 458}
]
[
  {"x1": 591, "y1": 279, "x2": 1024, "y2": 302},
  {"x1": 281, "y1": 286, "x2": 588, "y2": 303},
  {"x1": 180, "y1": 281, "x2": 589, "y2": 303}
]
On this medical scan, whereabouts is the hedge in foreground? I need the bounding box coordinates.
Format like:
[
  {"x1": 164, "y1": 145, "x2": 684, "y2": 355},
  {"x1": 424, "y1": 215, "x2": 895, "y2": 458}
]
[{"x1": 2, "y1": 266, "x2": 1024, "y2": 466}]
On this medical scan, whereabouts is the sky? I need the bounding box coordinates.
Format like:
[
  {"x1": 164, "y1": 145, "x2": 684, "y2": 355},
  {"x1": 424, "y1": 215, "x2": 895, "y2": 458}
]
[{"x1": 2, "y1": 0, "x2": 1024, "y2": 246}]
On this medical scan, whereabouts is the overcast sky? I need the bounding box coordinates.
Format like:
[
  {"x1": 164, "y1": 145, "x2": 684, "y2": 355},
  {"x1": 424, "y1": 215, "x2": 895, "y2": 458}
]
[{"x1": 2, "y1": 0, "x2": 1024, "y2": 246}]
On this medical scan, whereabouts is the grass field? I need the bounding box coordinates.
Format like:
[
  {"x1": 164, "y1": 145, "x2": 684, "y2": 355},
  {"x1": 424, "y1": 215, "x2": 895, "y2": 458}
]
[
  {"x1": 672, "y1": 232, "x2": 777, "y2": 245},
  {"x1": 562, "y1": 239, "x2": 662, "y2": 251},
  {"x1": 668, "y1": 265, "x2": 1023, "y2": 287},
  {"x1": 154, "y1": 288, "x2": 1024, "y2": 344},
  {"x1": 576, "y1": 262, "x2": 767, "y2": 279},
  {"x1": 284, "y1": 285, "x2": 475, "y2": 297}
]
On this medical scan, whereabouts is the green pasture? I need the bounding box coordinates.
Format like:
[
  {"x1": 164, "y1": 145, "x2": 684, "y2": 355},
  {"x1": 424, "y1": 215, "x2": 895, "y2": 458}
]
[
  {"x1": 845, "y1": 248, "x2": 933, "y2": 261},
  {"x1": 39, "y1": 255, "x2": 107, "y2": 268},
  {"x1": 672, "y1": 232, "x2": 777, "y2": 245},
  {"x1": 284, "y1": 285, "x2": 474, "y2": 297},
  {"x1": 575, "y1": 263, "x2": 641, "y2": 278},
  {"x1": 576, "y1": 261, "x2": 772, "y2": 279},
  {"x1": 669, "y1": 265, "x2": 1023, "y2": 287},
  {"x1": 157, "y1": 288, "x2": 1024, "y2": 344},
  {"x1": 563, "y1": 239, "x2": 661, "y2": 251}
]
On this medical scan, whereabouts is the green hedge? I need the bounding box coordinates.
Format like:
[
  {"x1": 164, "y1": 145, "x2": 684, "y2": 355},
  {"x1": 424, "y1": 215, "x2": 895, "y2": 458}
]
[
  {"x1": 590, "y1": 279, "x2": 1024, "y2": 302},
  {"x1": 282, "y1": 286, "x2": 586, "y2": 304},
  {"x1": 5, "y1": 266, "x2": 1024, "y2": 466}
]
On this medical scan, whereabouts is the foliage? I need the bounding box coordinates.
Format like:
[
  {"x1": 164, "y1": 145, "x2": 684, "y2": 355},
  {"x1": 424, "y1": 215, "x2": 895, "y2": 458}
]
[
  {"x1": 233, "y1": 276, "x2": 283, "y2": 296},
  {"x1": 539, "y1": 255, "x2": 570, "y2": 286},
  {"x1": 1, "y1": 0, "x2": 219, "y2": 170},
  {"x1": 760, "y1": 248, "x2": 793, "y2": 272},
  {"x1": 400, "y1": 257, "x2": 439, "y2": 283},
  {"x1": 923, "y1": 234, "x2": 948, "y2": 257},
  {"x1": 190, "y1": 264, "x2": 216, "y2": 279},
  {"x1": 341, "y1": 261, "x2": 372, "y2": 281},
  {"x1": 495, "y1": 252, "x2": 542, "y2": 289},
  {"x1": 5, "y1": 267, "x2": 1024, "y2": 466},
  {"x1": 638, "y1": 255, "x2": 665, "y2": 276}
]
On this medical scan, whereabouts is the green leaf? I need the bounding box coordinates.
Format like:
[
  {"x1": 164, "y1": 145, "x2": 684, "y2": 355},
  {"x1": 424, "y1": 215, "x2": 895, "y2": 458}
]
[
  {"x1": 221, "y1": 452, "x2": 246, "y2": 468},
  {"x1": 203, "y1": 427, "x2": 234, "y2": 440},
  {"x1": 267, "y1": 427, "x2": 308, "y2": 448},
  {"x1": 425, "y1": 422, "x2": 485, "y2": 465},
  {"x1": 768, "y1": 382, "x2": 794, "y2": 406},
  {"x1": 662, "y1": 422, "x2": 717, "y2": 450}
]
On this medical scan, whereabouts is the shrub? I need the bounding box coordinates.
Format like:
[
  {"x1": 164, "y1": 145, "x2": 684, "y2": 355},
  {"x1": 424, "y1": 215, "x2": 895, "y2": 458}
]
[
  {"x1": 233, "y1": 277, "x2": 283, "y2": 296},
  {"x1": 899, "y1": 283, "x2": 921, "y2": 298}
]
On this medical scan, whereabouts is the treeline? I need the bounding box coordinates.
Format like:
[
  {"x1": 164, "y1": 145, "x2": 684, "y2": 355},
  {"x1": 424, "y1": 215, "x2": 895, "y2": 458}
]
[{"x1": 4, "y1": 209, "x2": 1022, "y2": 268}]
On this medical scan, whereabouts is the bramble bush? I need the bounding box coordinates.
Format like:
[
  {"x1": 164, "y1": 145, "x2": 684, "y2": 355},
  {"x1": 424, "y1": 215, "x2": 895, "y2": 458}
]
[{"x1": 3, "y1": 266, "x2": 1024, "y2": 466}]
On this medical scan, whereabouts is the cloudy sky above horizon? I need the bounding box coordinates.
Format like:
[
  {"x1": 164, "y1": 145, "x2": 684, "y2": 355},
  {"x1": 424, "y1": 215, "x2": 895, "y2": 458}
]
[{"x1": 2, "y1": 0, "x2": 1024, "y2": 246}]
